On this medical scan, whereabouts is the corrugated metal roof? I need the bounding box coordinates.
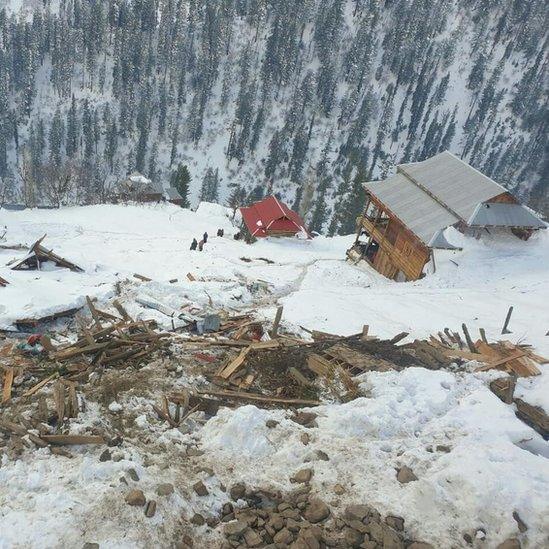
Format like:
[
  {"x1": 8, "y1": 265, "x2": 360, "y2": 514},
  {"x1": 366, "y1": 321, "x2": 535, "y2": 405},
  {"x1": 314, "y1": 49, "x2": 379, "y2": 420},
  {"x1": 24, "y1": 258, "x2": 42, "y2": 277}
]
[
  {"x1": 363, "y1": 173, "x2": 459, "y2": 246},
  {"x1": 165, "y1": 187, "x2": 182, "y2": 200},
  {"x1": 399, "y1": 151, "x2": 506, "y2": 220},
  {"x1": 467, "y1": 203, "x2": 547, "y2": 229}
]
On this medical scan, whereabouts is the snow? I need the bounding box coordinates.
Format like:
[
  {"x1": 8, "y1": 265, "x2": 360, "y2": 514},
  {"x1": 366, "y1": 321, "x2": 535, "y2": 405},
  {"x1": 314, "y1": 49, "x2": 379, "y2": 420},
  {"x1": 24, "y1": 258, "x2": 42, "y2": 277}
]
[{"x1": 1, "y1": 203, "x2": 549, "y2": 548}]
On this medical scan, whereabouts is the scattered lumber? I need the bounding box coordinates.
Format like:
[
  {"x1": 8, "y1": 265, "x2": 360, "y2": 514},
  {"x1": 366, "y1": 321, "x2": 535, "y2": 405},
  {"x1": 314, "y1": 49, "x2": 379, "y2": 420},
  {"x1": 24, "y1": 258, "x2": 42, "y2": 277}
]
[
  {"x1": 15, "y1": 307, "x2": 81, "y2": 330},
  {"x1": 0, "y1": 275, "x2": 9, "y2": 287},
  {"x1": 270, "y1": 306, "x2": 283, "y2": 338},
  {"x1": 196, "y1": 388, "x2": 320, "y2": 407},
  {"x1": 39, "y1": 434, "x2": 105, "y2": 445},
  {"x1": 11, "y1": 235, "x2": 84, "y2": 272},
  {"x1": 501, "y1": 306, "x2": 514, "y2": 335},
  {"x1": 133, "y1": 273, "x2": 152, "y2": 282},
  {"x1": 2, "y1": 368, "x2": 14, "y2": 404}
]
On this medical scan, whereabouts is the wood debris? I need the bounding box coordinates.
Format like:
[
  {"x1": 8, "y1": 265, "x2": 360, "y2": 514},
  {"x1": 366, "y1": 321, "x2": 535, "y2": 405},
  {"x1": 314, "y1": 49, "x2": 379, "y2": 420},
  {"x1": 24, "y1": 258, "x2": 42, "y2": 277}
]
[
  {"x1": 11, "y1": 235, "x2": 84, "y2": 272},
  {"x1": 0, "y1": 275, "x2": 9, "y2": 287}
]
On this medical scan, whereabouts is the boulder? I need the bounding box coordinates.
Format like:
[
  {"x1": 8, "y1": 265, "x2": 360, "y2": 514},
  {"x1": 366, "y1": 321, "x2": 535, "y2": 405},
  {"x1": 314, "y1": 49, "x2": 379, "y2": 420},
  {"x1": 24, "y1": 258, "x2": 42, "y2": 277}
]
[
  {"x1": 125, "y1": 489, "x2": 146, "y2": 506},
  {"x1": 292, "y1": 469, "x2": 314, "y2": 484},
  {"x1": 396, "y1": 466, "x2": 417, "y2": 484},
  {"x1": 224, "y1": 520, "x2": 249, "y2": 538},
  {"x1": 304, "y1": 499, "x2": 330, "y2": 523},
  {"x1": 343, "y1": 527, "x2": 363, "y2": 547},
  {"x1": 385, "y1": 516, "x2": 404, "y2": 531},
  {"x1": 230, "y1": 482, "x2": 247, "y2": 501},
  {"x1": 382, "y1": 525, "x2": 404, "y2": 549},
  {"x1": 191, "y1": 513, "x2": 205, "y2": 526},
  {"x1": 496, "y1": 540, "x2": 521, "y2": 549},
  {"x1": 345, "y1": 504, "x2": 371, "y2": 522},
  {"x1": 156, "y1": 483, "x2": 175, "y2": 496},
  {"x1": 243, "y1": 528, "x2": 263, "y2": 547},
  {"x1": 273, "y1": 528, "x2": 294, "y2": 545},
  {"x1": 192, "y1": 481, "x2": 209, "y2": 496},
  {"x1": 144, "y1": 500, "x2": 157, "y2": 518}
]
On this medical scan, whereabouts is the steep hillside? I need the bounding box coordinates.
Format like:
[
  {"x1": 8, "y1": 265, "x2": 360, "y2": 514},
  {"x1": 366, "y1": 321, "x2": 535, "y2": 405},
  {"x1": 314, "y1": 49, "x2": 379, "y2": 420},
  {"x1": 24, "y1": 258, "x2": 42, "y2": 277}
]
[{"x1": 0, "y1": 0, "x2": 547, "y2": 230}]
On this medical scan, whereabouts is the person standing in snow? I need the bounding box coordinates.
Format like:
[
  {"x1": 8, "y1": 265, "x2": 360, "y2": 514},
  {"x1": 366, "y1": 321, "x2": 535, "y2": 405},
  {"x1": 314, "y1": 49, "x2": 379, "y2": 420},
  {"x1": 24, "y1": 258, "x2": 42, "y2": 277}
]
[
  {"x1": 203, "y1": 232, "x2": 208, "y2": 243},
  {"x1": 198, "y1": 239, "x2": 204, "y2": 251},
  {"x1": 217, "y1": 228, "x2": 224, "y2": 237},
  {"x1": 190, "y1": 238, "x2": 198, "y2": 251}
]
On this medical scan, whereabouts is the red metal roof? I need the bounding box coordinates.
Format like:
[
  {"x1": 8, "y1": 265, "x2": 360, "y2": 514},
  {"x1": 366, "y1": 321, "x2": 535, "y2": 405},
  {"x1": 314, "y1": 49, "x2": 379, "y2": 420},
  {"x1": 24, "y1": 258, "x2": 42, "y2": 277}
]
[{"x1": 240, "y1": 196, "x2": 308, "y2": 238}]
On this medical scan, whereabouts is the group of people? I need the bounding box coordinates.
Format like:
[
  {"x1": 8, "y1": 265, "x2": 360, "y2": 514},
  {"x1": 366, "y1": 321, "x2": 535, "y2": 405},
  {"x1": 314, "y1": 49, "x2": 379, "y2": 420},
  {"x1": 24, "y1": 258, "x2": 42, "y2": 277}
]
[{"x1": 190, "y1": 228, "x2": 224, "y2": 251}]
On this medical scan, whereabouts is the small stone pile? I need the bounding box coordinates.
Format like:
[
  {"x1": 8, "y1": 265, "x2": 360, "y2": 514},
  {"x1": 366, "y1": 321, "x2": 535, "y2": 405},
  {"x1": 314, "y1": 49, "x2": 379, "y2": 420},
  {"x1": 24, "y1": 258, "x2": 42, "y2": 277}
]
[{"x1": 215, "y1": 478, "x2": 434, "y2": 549}]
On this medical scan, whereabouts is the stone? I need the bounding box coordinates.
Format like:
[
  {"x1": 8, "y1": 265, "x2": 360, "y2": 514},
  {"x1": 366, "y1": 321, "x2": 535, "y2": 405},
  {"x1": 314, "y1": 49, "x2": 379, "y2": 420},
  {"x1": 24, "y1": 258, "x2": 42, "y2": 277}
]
[
  {"x1": 107, "y1": 435, "x2": 123, "y2": 447},
  {"x1": 266, "y1": 420, "x2": 279, "y2": 428},
  {"x1": 207, "y1": 516, "x2": 219, "y2": 528},
  {"x1": 192, "y1": 481, "x2": 209, "y2": 496},
  {"x1": 316, "y1": 450, "x2": 329, "y2": 461},
  {"x1": 347, "y1": 520, "x2": 369, "y2": 534},
  {"x1": 300, "y1": 433, "x2": 310, "y2": 445},
  {"x1": 360, "y1": 542, "x2": 378, "y2": 549},
  {"x1": 436, "y1": 444, "x2": 451, "y2": 453},
  {"x1": 292, "y1": 468, "x2": 313, "y2": 484},
  {"x1": 197, "y1": 466, "x2": 215, "y2": 477},
  {"x1": 333, "y1": 484, "x2": 346, "y2": 495},
  {"x1": 127, "y1": 468, "x2": 140, "y2": 482},
  {"x1": 222, "y1": 513, "x2": 236, "y2": 523},
  {"x1": 304, "y1": 499, "x2": 330, "y2": 523},
  {"x1": 125, "y1": 489, "x2": 146, "y2": 506},
  {"x1": 191, "y1": 513, "x2": 205, "y2": 526},
  {"x1": 408, "y1": 543, "x2": 435, "y2": 549},
  {"x1": 281, "y1": 508, "x2": 301, "y2": 520},
  {"x1": 223, "y1": 502, "x2": 235, "y2": 516},
  {"x1": 496, "y1": 540, "x2": 521, "y2": 549},
  {"x1": 286, "y1": 518, "x2": 301, "y2": 532},
  {"x1": 144, "y1": 500, "x2": 157, "y2": 518},
  {"x1": 385, "y1": 516, "x2": 404, "y2": 531},
  {"x1": 230, "y1": 482, "x2": 247, "y2": 501},
  {"x1": 269, "y1": 514, "x2": 285, "y2": 531},
  {"x1": 396, "y1": 466, "x2": 417, "y2": 484},
  {"x1": 278, "y1": 502, "x2": 293, "y2": 512},
  {"x1": 345, "y1": 504, "x2": 371, "y2": 522},
  {"x1": 273, "y1": 528, "x2": 294, "y2": 544},
  {"x1": 343, "y1": 527, "x2": 363, "y2": 547},
  {"x1": 243, "y1": 528, "x2": 263, "y2": 547},
  {"x1": 367, "y1": 521, "x2": 384, "y2": 543},
  {"x1": 99, "y1": 449, "x2": 111, "y2": 462},
  {"x1": 297, "y1": 528, "x2": 321, "y2": 549},
  {"x1": 513, "y1": 511, "x2": 527, "y2": 533},
  {"x1": 292, "y1": 412, "x2": 318, "y2": 427},
  {"x1": 382, "y1": 525, "x2": 404, "y2": 549},
  {"x1": 224, "y1": 520, "x2": 249, "y2": 538},
  {"x1": 82, "y1": 544, "x2": 99, "y2": 549},
  {"x1": 156, "y1": 483, "x2": 175, "y2": 496}
]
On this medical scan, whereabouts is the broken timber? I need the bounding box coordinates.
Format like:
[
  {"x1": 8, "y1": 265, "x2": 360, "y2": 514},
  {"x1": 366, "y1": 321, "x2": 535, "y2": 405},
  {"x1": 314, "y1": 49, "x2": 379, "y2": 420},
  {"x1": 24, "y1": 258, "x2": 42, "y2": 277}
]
[{"x1": 11, "y1": 235, "x2": 84, "y2": 272}]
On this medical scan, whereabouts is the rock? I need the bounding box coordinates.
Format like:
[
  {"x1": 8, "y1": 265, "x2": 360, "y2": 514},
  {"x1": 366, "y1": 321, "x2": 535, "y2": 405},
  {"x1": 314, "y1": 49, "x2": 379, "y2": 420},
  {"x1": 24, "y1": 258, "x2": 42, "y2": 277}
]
[
  {"x1": 333, "y1": 484, "x2": 346, "y2": 495},
  {"x1": 292, "y1": 412, "x2": 318, "y2": 427},
  {"x1": 125, "y1": 489, "x2": 146, "y2": 506},
  {"x1": 224, "y1": 520, "x2": 249, "y2": 538},
  {"x1": 360, "y1": 542, "x2": 378, "y2": 549},
  {"x1": 347, "y1": 520, "x2": 369, "y2": 534},
  {"x1": 223, "y1": 502, "x2": 235, "y2": 516},
  {"x1": 512, "y1": 511, "x2": 527, "y2": 533},
  {"x1": 197, "y1": 466, "x2": 215, "y2": 477},
  {"x1": 408, "y1": 543, "x2": 435, "y2": 549},
  {"x1": 99, "y1": 449, "x2": 111, "y2": 462},
  {"x1": 111, "y1": 451, "x2": 124, "y2": 462},
  {"x1": 82, "y1": 544, "x2": 99, "y2": 549},
  {"x1": 297, "y1": 528, "x2": 321, "y2": 549},
  {"x1": 269, "y1": 514, "x2": 285, "y2": 531},
  {"x1": 156, "y1": 483, "x2": 174, "y2": 496},
  {"x1": 286, "y1": 518, "x2": 301, "y2": 532},
  {"x1": 316, "y1": 450, "x2": 329, "y2": 461},
  {"x1": 207, "y1": 516, "x2": 219, "y2": 528},
  {"x1": 382, "y1": 525, "x2": 404, "y2": 549},
  {"x1": 496, "y1": 540, "x2": 521, "y2": 549},
  {"x1": 396, "y1": 466, "x2": 417, "y2": 484},
  {"x1": 304, "y1": 499, "x2": 330, "y2": 523},
  {"x1": 273, "y1": 528, "x2": 294, "y2": 544},
  {"x1": 385, "y1": 516, "x2": 404, "y2": 531},
  {"x1": 266, "y1": 420, "x2": 279, "y2": 428},
  {"x1": 230, "y1": 482, "x2": 246, "y2": 501},
  {"x1": 281, "y1": 508, "x2": 301, "y2": 520},
  {"x1": 367, "y1": 521, "x2": 384, "y2": 543},
  {"x1": 300, "y1": 433, "x2": 310, "y2": 445},
  {"x1": 192, "y1": 481, "x2": 209, "y2": 496},
  {"x1": 292, "y1": 468, "x2": 313, "y2": 484},
  {"x1": 278, "y1": 502, "x2": 292, "y2": 512},
  {"x1": 191, "y1": 513, "x2": 205, "y2": 526},
  {"x1": 144, "y1": 500, "x2": 157, "y2": 518},
  {"x1": 343, "y1": 527, "x2": 363, "y2": 547},
  {"x1": 345, "y1": 504, "x2": 371, "y2": 522},
  {"x1": 435, "y1": 444, "x2": 451, "y2": 453},
  {"x1": 127, "y1": 468, "x2": 140, "y2": 482},
  {"x1": 107, "y1": 435, "x2": 123, "y2": 447},
  {"x1": 243, "y1": 528, "x2": 263, "y2": 547}
]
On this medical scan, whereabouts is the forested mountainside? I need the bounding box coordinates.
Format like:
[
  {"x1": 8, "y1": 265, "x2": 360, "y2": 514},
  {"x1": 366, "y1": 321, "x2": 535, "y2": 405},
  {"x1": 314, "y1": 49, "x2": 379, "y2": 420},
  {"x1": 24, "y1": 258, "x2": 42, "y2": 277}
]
[{"x1": 0, "y1": 0, "x2": 547, "y2": 232}]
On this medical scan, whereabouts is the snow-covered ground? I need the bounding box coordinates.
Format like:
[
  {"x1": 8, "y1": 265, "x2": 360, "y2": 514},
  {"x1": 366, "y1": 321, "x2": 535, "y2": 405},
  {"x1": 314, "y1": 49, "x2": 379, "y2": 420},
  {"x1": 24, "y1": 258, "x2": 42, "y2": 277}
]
[{"x1": 1, "y1": 203, "x2": 548, "y2": 548}]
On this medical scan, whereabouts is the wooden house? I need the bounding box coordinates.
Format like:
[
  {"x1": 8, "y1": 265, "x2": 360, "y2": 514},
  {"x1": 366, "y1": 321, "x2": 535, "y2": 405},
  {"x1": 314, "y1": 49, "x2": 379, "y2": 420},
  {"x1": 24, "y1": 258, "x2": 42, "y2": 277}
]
[
  {"x1": 165, "y1": 187, "x2": 185, "y2": 207},
  {"x1": 117, "y1": 173, "x2": 163, "y2": 203},
  {"x1": 348, "y1": 151, "x2": 546, "y2": 282},
  {"x1": 239, "y1": 196, "x2": 309, "y2": 240}
]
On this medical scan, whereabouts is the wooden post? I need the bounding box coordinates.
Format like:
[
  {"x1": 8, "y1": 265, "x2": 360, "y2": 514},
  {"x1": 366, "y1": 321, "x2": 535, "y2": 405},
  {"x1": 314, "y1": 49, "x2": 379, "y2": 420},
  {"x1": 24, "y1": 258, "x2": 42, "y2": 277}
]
[
  {"x1": 479, "y1": 328, "x2": 488, "y2": 344},
  {"x1": 431, "y1": 250, "x2": 436, "y2": 274},
  {"x1": 270, "y1": 306, "x2": 283, "y2": 338},
  {"x1": 501, "y1": 306, "x2": 513, "y2": 335},
  {"x1": 462, "y1": 323, "x2": 478, "y2": 353}
]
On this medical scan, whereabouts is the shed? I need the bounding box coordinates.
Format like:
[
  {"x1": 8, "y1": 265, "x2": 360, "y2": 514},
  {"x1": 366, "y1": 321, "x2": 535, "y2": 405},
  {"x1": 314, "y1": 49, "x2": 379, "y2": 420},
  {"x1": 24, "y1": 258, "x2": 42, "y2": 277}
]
[
  {"x1": 239, "y1": 196, "x2": 309, "y2": 239},
  {"x1": 117, "y1": 173, "x2": 163, "y2": 202},
  {"x1": 165, "y1": 187, "x2": 185, "y2": 207},
  {"x1": 348, "y1": 151, "x2": 546, "y2": 282}
]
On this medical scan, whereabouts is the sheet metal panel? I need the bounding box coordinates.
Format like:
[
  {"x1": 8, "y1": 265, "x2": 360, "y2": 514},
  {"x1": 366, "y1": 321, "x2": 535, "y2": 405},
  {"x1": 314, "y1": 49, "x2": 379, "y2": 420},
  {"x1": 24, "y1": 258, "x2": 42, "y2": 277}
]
[{"x1": 468, "y1": 203, "x2": 546, "y2": 228}]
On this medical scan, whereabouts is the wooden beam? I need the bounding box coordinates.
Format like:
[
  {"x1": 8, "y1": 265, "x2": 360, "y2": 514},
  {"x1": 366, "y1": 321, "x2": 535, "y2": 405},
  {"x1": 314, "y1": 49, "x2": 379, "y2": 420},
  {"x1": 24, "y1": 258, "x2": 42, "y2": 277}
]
[
  {"x1": 2, "y1": 368, "x2": 14, "y2": 404},
  {"x1": 501, "y1": 306, "x2": 513, "y2": 335},
  {"x1": 270, "y1": 306, "x2": 284, "y2": 338},
  {"x1": 462, "y1": 324, "x2": 478, "y2": 354}
]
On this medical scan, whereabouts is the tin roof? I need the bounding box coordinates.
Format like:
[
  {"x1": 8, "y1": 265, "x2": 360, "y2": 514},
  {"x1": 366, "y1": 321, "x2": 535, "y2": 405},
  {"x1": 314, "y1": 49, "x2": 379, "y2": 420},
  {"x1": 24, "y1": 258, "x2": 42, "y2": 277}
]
[
  {"x1": 398, "y1": 151, "x2": 506, "y2": 221},
  {"x1": 363, "y1": 173, "x2": 459, "y2": 246},
  {"x1": 468, "y1": 203, "x2": 547, "y2": 229},
  {"x1": 165, "y1": 187, "x2": 183, "y2": 200}
]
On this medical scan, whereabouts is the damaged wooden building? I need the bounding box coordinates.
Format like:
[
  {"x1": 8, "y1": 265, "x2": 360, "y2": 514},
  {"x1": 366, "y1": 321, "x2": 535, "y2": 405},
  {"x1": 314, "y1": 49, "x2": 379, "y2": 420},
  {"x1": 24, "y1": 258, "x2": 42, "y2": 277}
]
[{"x1": 347, "y1": 151, "x2": 546, "y2": 282}]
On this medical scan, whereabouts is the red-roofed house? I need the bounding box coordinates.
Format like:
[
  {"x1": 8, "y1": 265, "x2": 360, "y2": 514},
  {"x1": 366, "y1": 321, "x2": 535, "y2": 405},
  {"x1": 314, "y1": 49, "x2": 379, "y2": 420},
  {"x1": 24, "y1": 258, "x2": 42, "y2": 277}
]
[{"x1": 239, "y1": 196, "x2": 309, "y2": 239}]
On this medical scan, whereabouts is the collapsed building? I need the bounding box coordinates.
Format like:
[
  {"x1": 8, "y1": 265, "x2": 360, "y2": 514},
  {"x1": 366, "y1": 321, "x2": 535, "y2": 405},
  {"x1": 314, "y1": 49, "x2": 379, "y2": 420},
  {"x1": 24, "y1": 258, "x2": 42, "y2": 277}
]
[{"x1": 347, "y1": 151, "x2": 546, "y2": 281}]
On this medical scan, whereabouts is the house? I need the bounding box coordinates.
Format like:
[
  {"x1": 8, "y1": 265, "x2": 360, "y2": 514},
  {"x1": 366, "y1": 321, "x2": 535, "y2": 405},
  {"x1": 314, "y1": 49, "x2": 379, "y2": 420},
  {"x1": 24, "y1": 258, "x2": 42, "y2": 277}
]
[
  {"x1": 117, "y1": 173, "x2": 163, "y2": 203},
  {"x1": 165, "y1": 187, "x2": 185, "y2": 207},
  {"x1": 239, "y1": 196, "x2": 309, "y2": 240},
  {"x1": 347, "y1": 151, "x2": 546, "y2": 282}
]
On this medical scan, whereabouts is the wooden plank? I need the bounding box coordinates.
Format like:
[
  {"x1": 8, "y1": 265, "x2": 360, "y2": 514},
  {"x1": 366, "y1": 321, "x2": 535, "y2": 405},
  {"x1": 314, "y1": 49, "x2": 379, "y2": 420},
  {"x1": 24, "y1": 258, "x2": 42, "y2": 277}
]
[
  {"x1": 133, "y1": 273, "x2": 152, "y2": 282},
  {"x1": 476, "y1": 351, "x2": 527, "y2": 371},
  {"x1": 218, "y1": 347, "x2": 251, "y2": 379},
  {"x1": 2, "y1": 368, "x2": 14, "y2": 404},
  {"x1": 112, "y1": 299, "x2": 132, "y2": 321},
  {"x1": 479, "y1": 328, "x2": 488, "y2": 344},
  {"x1": 22, "y1": 373, "x2": 59, "y2": 397},
  {"x1": 307, "y1": 354, "x2": 334, "y2": 377},
  {"x1": 40, "y1": 435, "x2": 105, "y2": 445},
  {"x1": 462, "y1": 324, "x2": 478, "y2": 354},
  {"x1": 186, "y1": 273, "x2": 196, "y2": 282},
  {"x1": 197, "y1": 389, "x2": 320, "y2": 407},
  {"x1": 288, "y1": 367, "x2": 314, "y2": 387},
  {"x1": 501, "y1": 306, "x2": 513, "y2": 334},
  {"x1": 389, "y1": 332, "x2": 409, "y2": 344},
  {"x1": 270, "y1": 306, "x2": 284, "y2": 338},
  {"x1": 86, "y1": 296, "x2": 102, "y2": 327}
]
